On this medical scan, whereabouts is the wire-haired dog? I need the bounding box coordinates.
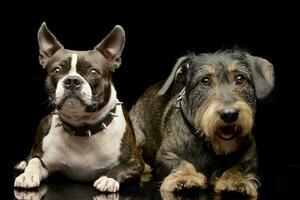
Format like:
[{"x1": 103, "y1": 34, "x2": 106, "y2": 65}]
[{"x1": 129, "y1": 50, "x2": 274, "y2": 197}]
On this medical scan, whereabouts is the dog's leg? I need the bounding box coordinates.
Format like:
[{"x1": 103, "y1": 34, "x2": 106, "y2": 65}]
[
  {"x1": 14, "y1": 158, "x2": 48, "y2": 188},
  {"x1": 214, "y1": 167, "x2": 259, "y2": 197},
  {"x1": 94, "y1": 157, "x2": 144, "y2": 192},
  {"x1": 158, "y1": 151, "x2": 207, "y2": 192},
  {"x1": 129, "y1": 104, "x2": 146, "y2": 149},
  {"x1": 214, "y1": 143, "x2": 259, "y2": 197}
]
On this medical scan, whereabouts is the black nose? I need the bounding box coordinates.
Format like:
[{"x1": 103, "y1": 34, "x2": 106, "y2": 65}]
[
  {"x1": 220, "y1": 108, "x2": 239, "y2": 123},
  {"x1": 64, "y1": 76, "x2": 82, "y2": 90}
]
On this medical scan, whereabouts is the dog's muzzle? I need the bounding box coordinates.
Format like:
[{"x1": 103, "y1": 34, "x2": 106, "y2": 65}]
[
  {"x1": 216, "y1": 108, "x2": 241, "y2": 140},
  {"x1": 55, "y1": 74, "x2": 93, "y2": 108}
]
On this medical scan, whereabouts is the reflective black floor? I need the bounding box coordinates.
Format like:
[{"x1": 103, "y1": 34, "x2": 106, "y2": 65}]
[
  {"x1": 12, "y1": 181, "x2": 254, "y2": 200},
  {"x1": 11, "y1": 174, "x2": 299, "y2": 200}
]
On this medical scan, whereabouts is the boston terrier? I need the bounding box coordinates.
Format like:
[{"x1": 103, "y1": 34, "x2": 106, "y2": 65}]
[{"x1": 14, "y1": 23, "x2": 144, "y2": 193}]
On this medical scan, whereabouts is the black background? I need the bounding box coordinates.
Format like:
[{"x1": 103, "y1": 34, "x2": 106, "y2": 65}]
[{"x1": 4, "y1": 2, "x2": 300, "y2": 199}]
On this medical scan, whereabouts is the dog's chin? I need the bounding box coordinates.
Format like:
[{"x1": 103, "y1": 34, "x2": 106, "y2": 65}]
[
  {"x1": 209, "y1": 124, "x2": 245, "y2": 155},
  {"x1": 56, "y1": 95, "x2": 89, "y2": 111}
]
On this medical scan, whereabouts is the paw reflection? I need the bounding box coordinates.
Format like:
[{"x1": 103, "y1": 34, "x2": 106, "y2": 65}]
[
  {"x1": 14, "y1": 184, "x2": 47, "y2": 200},
  {"x1": 93, "y1": 193, "x2": 119, "y2": 200},
  {"x1": 214, "y1": 191, "x2": 258, "y2": 200},
  {"x1": 14, "y1": 190, "x2": 40, "y2": 200},
  {"x1": 160, "y1": 190, "x2": 208, "y2": 200}
]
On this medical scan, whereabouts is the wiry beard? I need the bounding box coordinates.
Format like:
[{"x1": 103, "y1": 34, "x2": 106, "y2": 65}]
[{"x1": 194, "y1": 100, "x2": 254, "y2": 155}]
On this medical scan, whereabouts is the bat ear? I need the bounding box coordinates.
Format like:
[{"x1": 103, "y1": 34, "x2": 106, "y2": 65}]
[
  {"x1": 95, "y1": 25, "x2": 125, "y2": 71},
  {"x1": 38, "y1": 22, "x2": 63, "y2": 67},
  {"x1": 246, "y1": 54, "x2": 275, "y2": 99},
  {"x1": 157, "y1": 56, "x2": 190, "y2": 96}
]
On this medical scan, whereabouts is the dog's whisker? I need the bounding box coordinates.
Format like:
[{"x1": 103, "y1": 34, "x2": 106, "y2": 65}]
[{"x1": 176, "y1": 95, "x2": 183, "y2": 102}]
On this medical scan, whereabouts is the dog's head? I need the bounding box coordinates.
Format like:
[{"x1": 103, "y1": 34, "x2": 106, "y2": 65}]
[
  {"x1": 38, "y1": 23, "x2": 125, "y2": 122},
  {"x1": 158, "y1": 50, "x2": 274, "y2": 155}
]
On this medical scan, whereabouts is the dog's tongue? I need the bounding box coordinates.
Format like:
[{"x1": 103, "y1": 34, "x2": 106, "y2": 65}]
[{"x1": 217, "y1": 125, "x2": 237, "y2": 140}]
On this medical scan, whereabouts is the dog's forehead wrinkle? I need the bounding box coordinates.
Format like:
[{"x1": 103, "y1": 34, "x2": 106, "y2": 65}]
[
  {"x1": 190, "y1": 65, "x2": 217, "y2": 82},
  {"x1": 46, "y1": 51, "x2": 69, "y2": 68},
  {"x1": 77, "y1": 51, "x2": 108, "y2": 72}
]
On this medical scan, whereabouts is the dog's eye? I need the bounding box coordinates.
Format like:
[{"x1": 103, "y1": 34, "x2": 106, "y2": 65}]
[
  {"x1": 89, "y1": 69, "x2": 100, "y2": 79},
  {"x1": 201, "y1": 77, "x2": 211, "y2": 87},
  {"x1": 236, "y1": 74, "x2": 246, "y2": 84},
  {"x1": 51, "y1": 67, "x2": 62, "y2": 77}
]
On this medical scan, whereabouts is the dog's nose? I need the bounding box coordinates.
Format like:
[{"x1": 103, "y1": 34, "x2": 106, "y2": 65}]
[
  {"x1": 220, "y1": 108, "x2": 239, "y2": 123},
  {"x1": 64, "y1": 76, "x2": 82, "y2": 90}
]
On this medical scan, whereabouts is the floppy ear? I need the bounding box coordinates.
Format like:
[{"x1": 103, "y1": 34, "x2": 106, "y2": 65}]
[
  {"x1": 157, "y1": 56, "x2": 190, "y2": 96},
  {"x1": 246, "y1": 54, "x2": 275, "y2": 99},
  {"x1": 95, "y1": 25, "x2": 125, "y2": 71},
  {"x1": 38, "y1": 22, "x2": 63, "y2": 67}
]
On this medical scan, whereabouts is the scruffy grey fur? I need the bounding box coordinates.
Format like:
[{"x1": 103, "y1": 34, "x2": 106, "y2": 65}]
[{"x1": 130, "y1": 49, "x2": 274, "y2": 197}]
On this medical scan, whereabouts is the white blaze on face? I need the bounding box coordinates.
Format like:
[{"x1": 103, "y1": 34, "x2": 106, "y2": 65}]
[
  {"x1": 55, "y1": 53, "x2": 92, "y2": 106},
  {"x1": 70, "y1": 53, "x2": 78, "y2": 74}
]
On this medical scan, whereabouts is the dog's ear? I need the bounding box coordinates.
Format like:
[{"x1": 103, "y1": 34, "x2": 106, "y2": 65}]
[
  {"x1": 157, "y1": 56, "x2": 190, "y2": 96},
  {"x1": 38, "y1": 22, "x2": 63, "y2": 67},
  {"x1": 246, "y1": 54, "x2": 275, "y2": 99},
  {"x1": 95, "y1": 25, "x2": 125, "y2": 71}
]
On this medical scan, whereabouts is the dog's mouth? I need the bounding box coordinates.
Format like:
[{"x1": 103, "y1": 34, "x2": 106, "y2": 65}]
[
  {"x1": 57, "y1": 87, "x2": 92, "y2": 104},
  {"x1": 56, "y1": 95, "x2": 84, "y2": 108},
  {"x1": 216, "y1": 125, "x2": 240, "y2": 140}
]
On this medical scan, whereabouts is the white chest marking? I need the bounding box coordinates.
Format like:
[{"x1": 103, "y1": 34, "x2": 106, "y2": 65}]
[{"x1": 41, "y1": 104, "x2": 126, "y2": 181}]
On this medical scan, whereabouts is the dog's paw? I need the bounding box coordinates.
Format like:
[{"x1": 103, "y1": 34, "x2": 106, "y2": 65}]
[
  {"x1": 94, "y1": 176, "x2": 120, "y2": 193},
  {"x1": 160, "y1": 161, "x2": 207, "y2": 192},
  {"x1": 14, "y1": 172, "x2": 40, "y2": 188},
  {"x1": 160, "y1": 171, "x2": 206, "y2": 192},
  {"x1": 14, "y1": 190, "x2": 41, "y2": 200},
  {"x1": 214, "y1": 171, "x2": 259, "y2": 197}
]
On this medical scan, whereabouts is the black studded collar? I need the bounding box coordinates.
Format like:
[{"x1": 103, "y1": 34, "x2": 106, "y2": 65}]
[{"x1": 56, "y1": 104, "x2": 120, "y2": 137}]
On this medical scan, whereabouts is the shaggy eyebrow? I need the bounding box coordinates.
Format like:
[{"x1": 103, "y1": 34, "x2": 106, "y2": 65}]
[
  {"x1": 230, "y1": 68, "x2": 252, "y2": 80},
  {"x1": 200, "y1": 65, "x2": 215, "y2": 75}
]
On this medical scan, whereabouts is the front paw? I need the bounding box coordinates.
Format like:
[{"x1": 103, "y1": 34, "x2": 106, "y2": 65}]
[
  {"x1": 160, "y1": 161, "x2": 206, "y2": 192},
  {"x1": 214, "y1": 170, "x2": 259, "y2": 197},
  {"x1": 94, "y1": 176, "x2": 120, "y2": 193},
  {"x1": 160, "y1": 172, "x2": 206, "y2": 192},
  {"x1": 14, "y1": 172, "x2": 40, "y2": 188}
]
